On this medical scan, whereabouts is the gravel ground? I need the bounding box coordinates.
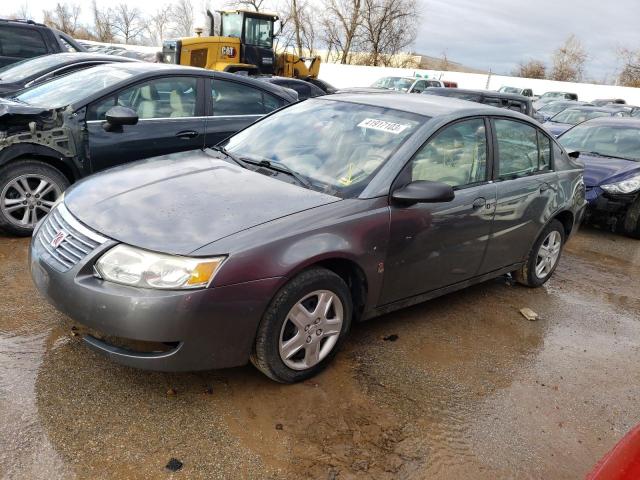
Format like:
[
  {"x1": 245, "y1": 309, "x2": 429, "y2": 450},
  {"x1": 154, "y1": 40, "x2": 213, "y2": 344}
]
[{"x1": 1, "y1": 225, "x2": 639, "y2": 479}]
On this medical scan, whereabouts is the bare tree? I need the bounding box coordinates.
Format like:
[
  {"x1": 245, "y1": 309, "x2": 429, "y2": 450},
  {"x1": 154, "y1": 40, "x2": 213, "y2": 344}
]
[
  {"x1": 228, "y1": 0, "x2": 268, "y2": 10},
  {"x1": 277, "y1": 0, "x2": 318, "y2": 55},
  {"x1": 321, "y1": 0, "x2": 362, "y2": 64},
  {"x1": 92, "y1": 0, "x2": 115, "y2": 42},
  {"x1": 360, "y1": 0, "x2": 417, "y2": 66},
  {"x1": 148, "y1": 6, "x2": 175, "y2": 45},
  {"x1": 111, "y1": 4, "x2": 145, "y2": 44},
  {"x1": 513, "y1": 59, "x2": 547, "y2": 79},
  {"x1": 43, "y1": 2, "x2": 82, "y2": 36},
  {"x1": 174, "y1": 0, "x2": 195, "y2": 37},
  {"x1": 550, "y1": 34, "x2": 587, "y2": 82},
  {"x1": 617, "y1": 48, "x2": 640, "y2": 87},
  {"x1": 10, "y1": 3, "x2": 31, "y2": 19}
]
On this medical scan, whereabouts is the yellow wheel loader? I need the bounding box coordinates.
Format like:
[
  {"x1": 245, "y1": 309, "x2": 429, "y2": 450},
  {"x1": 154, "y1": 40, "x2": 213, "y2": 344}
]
[{"x1": 161, "y1": 10, "x2": 321, "y2": 80}]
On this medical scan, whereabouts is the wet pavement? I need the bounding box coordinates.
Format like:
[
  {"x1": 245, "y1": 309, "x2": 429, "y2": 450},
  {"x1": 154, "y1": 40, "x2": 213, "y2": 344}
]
[{"x1": 1, "y1": 226, "x2": 639, "y2": 479}]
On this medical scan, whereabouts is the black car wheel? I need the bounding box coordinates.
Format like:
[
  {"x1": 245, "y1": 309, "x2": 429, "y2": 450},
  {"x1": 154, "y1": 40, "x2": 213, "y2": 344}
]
[
  {"x1": 0, "y1": 160, "x2": 69, "y2": 236},
  {"x1": 513, "y1": 219, "x2": 565, "y2": 287},
  {"x1": 251, "y1": 267, "x2": 352, "y2": 383},
  {"x1": 622, "y1": 196, "x2": 640, "y2": 239}
]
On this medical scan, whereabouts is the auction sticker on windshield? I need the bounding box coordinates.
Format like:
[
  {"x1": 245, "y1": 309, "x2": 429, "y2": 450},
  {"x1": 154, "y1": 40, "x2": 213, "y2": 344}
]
[{"x1": 358, "y1": 118, "x2": 411, "y2": 134}]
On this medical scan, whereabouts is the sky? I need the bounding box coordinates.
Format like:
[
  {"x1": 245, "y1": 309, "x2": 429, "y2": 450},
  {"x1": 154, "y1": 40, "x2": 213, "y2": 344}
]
[{"x1": 2, "y1": 0, "x2": 638, "y2": 81}]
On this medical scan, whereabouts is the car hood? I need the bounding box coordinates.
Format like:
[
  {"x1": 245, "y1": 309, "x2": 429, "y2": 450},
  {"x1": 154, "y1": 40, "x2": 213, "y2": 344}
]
[
  {"x1": 581, "y1": 154, "x2": 640, "y2": 187},
  {"x1": 0, "y1": 97, "x2": 51, "y2": 117},
  {"x1": 65, "y1": 150, "x2": 342, "y2": 255}
]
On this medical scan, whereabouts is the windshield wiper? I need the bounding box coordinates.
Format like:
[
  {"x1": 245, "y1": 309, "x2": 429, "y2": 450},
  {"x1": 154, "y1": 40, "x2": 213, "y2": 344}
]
[
  {"x1": 209, "y1": 146, "x2": 250, "y2": 169},
  {"x1": 241, "y1": 158, "x2": 312, "y2": 188}
]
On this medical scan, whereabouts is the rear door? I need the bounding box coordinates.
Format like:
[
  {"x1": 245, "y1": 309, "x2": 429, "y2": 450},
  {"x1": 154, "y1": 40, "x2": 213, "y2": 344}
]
[
  {"x1": 380, "y1": 117, "x2": 497, "y2": 304},
  {"x1": 86, "y1": 75, "x2": 206, "y2": 173},
  {"x1": 203, "y1": 77, "x2": 286, "y2": 147},
  {"x1": 480, "y1": 117, "x2": 558, "y2": 271}
]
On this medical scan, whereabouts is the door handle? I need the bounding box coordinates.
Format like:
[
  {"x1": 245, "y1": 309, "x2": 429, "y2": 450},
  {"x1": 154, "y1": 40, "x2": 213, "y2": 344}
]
[
  {"x1": 472, "y1": 197, "x2": 486, "y2": 209},
  {"x1": 539, "y1": 182, "x2": 551, "y2": 193},
  {"x1": 176, "y1": 130, "x2": 198, "y2": 139}
]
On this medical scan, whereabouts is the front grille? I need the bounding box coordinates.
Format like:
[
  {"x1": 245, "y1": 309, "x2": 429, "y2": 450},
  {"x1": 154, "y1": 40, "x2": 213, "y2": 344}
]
[{"x1": 37, "y1": 204, "x2": 107, "y2": 272}]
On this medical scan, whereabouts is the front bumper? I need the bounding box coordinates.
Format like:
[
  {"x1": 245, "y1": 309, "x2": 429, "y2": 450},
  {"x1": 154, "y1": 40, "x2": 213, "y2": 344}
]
[
  {"x1": 29, "y1": 214, "x2": 282, "y2": 371},
  {"x1": 586, "y1": 187, "x2": 637, "y2": 215}
]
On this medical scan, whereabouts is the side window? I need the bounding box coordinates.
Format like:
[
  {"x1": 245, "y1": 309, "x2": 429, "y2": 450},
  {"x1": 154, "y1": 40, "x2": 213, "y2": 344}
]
[
  {"x1": 211, "y1": 79, "x2": 283, "y2": 115},
  {"x1": 411, "y1": 118, "x2": 488, "y2": 187},
  {"x1": 88, "y1": 77, "x2": 198, "y2": 120},
  {"x1": 495, "y1": 119, "x2": 545, "y2": 179},
  {"x1": 0, "y1": 27, "x2": 48, "y2": 58},
  {"x1": 287, "y1": 82, "x2": 311, "y2": 100}
]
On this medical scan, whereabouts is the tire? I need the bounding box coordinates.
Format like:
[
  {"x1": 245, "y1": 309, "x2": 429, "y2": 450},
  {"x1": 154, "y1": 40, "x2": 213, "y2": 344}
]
[
  {"x1": 0, "y1": 160, "x2": 69, "y2": 237},
  {"x1": 250, "y1": 267, "x2": 352, "y2": 383},
  {"x1": 513, "y1": 219, "x2": 565, "y2": 288},
  {"x1": 622, "y1": 196, "x2": 640, "y2": 239}
]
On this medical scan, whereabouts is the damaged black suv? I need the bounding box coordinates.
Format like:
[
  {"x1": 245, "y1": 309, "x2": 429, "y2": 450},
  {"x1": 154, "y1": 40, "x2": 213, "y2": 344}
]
[{"x1": 0, "y1": 62, "x2": 297, "y2": 235}]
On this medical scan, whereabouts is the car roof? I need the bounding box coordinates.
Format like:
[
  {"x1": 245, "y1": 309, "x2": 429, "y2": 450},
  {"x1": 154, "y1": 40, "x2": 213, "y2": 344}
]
[
  {"x1": 426, "y1": 87, "x2": 530, "y2": 101},
  {"x1": 321, "y1": 91, "x2": 531, "y2": 119},
  {"x1": 42, "y1": 52, "x2": 140, "y2": 63}
]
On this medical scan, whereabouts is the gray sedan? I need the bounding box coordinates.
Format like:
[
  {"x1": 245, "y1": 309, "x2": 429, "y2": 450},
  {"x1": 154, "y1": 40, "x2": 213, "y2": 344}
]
[{"x1": 30, "y1": 93, "x2": 587, "y2": 383}]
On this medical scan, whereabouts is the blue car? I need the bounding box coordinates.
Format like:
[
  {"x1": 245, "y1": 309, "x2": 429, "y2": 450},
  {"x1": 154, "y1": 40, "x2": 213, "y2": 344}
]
[
  {"x1": 559, "y1": 117, "x2": 640, "y2": 237},
  {"x1": 544, "y1": 106, "x2": 629, "y2": 137}
]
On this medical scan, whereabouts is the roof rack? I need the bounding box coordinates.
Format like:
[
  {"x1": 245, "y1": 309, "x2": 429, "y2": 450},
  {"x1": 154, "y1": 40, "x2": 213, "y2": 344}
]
[{"x1": 0, "y1": 18, "x2": 47, "y2": 27}]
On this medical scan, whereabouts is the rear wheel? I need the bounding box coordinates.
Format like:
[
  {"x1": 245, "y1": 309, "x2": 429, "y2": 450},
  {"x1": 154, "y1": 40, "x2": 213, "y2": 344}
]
[
  {"x1": 514, "y1": 219, "x2": 565, "y2": 287},
  {"x1": 251, "y1": 268, "x2": 352, "y2": 383},
  {"x1": 622, "y1": 196, "x2": 640, "y2": 239},
  {"x1": 0, "y1": 160, "x2": 69, "y2": 236}
]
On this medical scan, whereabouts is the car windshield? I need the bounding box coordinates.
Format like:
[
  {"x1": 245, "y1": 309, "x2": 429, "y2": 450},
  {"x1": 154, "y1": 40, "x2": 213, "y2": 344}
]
[
  {"x1": 551, "y1": 109, "x2": 611, "y2": 125},
  {"x1": 223, "y1": 99, "x2": 424, "y2": 197},
  {"x1": 13, "y1": 66, "x2": 133, "y2": 108},
  {"x1": 0, "y1": 55, "x2": 69, "y2": 82},
  {"x1": 560, "y1": 124, "x2": 640, "y2": 162},
  {"x1": 244, "y1": 16, "x2": 273, "y2": 47},
  {"x1": 499, "y1": 87, "x2": 521, "y2": 94},
  {"x1": 371, "y1": 77, "x2": 414, "y2": 91},
  {"x1": 542, "y1": 92, "x2": 564, "y2": 99},
  {"x1": 539, "y1": 102, "x2": 572, "y2": 115}
]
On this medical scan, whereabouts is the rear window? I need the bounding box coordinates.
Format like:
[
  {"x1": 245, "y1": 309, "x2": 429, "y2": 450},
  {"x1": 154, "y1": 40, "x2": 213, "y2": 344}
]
[{"x1": 0, "y1": 26, "x2": 48, "y2": 58}]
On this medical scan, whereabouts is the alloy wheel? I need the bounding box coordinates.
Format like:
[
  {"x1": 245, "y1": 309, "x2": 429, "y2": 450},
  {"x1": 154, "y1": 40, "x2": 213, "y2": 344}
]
[
  {"x1": 0, "y1": 174, "x2": 61, "y2": 228},
  {"x1": 535, "y1": 230, "x2": 562, "y2": 279},
  {"x1": 278, "y1": 290, "x2": 344, "y2": 370}
]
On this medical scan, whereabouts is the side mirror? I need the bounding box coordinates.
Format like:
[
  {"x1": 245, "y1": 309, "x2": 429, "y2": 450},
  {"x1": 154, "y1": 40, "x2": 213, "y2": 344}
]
[
  {"x1": 567, "y1": 150, "x2": 580, "y2": 159},
  {"x1": 103, "y1": 106, "x2": 138, "y2": 132},
  {"x1": 391, "y1": 180, "x2": 455, "y2": 205}
]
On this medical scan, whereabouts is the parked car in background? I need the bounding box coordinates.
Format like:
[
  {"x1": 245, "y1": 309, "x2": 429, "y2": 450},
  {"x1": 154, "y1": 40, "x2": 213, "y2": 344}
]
[
  {"x1": 256, "y1": 76, "x2": 325, "y2": 100},
  {"x1": 543, "y1": 106, "x2": 628, "y2": 137},
  {"x1": 0, "y1": 63, "x2": 296, "y2": 235},
  {"x1": 423, "y1": 87, "x2": 540, "y2": 120},
  {"x1": 29, "y1": 93, "x2": 586, "y2": 383},
  {"x1": 0, "y1": 18, "x2": 85, "y2": 67},
  {"x1": 0, "y1": 53, "x2": 139, "y2": 96},
  {"x1": 534, "y1": 91, "x2": 579, "y2": 109},
  {"x1": 603, "y1": 104, "x2": 640, "y2": 117},
  {"x1": 370, "y1": 76, "x2": 443, "y2": 93},
  {"x1": 591, "y1": 98, "x2": 626, "y2": 107},
  {"x1": 498, "y1": 86, "x2": 534, "y2": 97},
  {"x1": 305, "y1": 77, "x2": 337, "y2": 94},
  {"x1": 537, "y1": 100, "x2": 592, "y2": 122},
  {"x1": 442, "y1": 80, "x2": 458, "y2": 88},
  {"x1": 559, "y1": 118, "x2": 640, "y2": 237}
]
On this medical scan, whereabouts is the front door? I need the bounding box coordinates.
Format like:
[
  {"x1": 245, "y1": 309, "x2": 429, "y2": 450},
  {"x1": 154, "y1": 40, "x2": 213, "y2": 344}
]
[
  {"x1": 86, "y1": 76, "x2": 205, "y2": 173},
  {"x1": 380, "y1": 117, "x2": 497, "y2": 305}
]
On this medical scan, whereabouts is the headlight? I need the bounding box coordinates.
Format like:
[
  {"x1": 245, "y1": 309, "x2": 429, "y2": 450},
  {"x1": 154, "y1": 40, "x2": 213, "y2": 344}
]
[
  {"x1": 601, "y1": 174, "x2": 640, "y2": 195},
  {"x1": 95, "y1": 245, "x2": 225, "y2": 290}
]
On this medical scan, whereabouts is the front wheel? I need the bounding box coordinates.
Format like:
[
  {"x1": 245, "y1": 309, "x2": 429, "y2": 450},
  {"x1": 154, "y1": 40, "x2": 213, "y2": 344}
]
[
  {"x1": 513, "y1": 219, "x2": 565, "y2": 287},
  {"x1": 622, "y1": 196, "x2": 640, "y2": 239},
  {"x1": 0, "y1": 160, "x2": 69, "y2": 236},
  {"x1": 251, "y1": 268, "x2": 352, "y2": 383}
]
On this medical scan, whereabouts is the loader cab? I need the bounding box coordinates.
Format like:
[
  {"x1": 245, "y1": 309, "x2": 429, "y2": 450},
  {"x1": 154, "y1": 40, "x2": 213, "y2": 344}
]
[{"x1": 219, "y1": 10, "x2": 278, "y2": 75}]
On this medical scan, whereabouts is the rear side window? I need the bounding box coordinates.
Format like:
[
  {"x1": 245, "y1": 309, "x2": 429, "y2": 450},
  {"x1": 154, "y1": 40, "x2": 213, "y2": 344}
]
[
  {"x1": 495, "y1": 119, "x2": 550, "y2": 179},
  {"x1": 212, "y1": 79, "x2": 284, "y2": 115},
  {"x1": 286, "y1": 81, "x2": 311, "y2": 100},
  {"x1": 0, "y1": 27, "x2": 48, "y2": 58}
]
